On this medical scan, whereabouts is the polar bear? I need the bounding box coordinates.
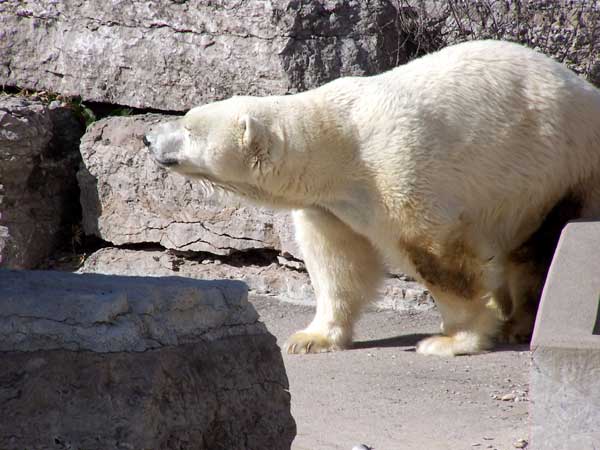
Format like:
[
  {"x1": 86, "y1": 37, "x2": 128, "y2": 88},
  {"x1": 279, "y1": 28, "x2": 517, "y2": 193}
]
[{"x1": 145, "y1": 40, "x2": 600, "y2": 356}]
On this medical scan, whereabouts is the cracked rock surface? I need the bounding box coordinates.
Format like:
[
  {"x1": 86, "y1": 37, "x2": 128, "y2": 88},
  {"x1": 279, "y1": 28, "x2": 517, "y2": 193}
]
[
  {"x1": 0, "y1": 269, "x2": 295, "y2": 449},
  {"x1": 0, "y1": 0, "x2": 403, "y2": 111},
  {"x1": 78, "y1": 114, "x2": 300, "y2": 258},
  {"x1": 0, "y1": 94, "x2": 83, "y2": 269}
]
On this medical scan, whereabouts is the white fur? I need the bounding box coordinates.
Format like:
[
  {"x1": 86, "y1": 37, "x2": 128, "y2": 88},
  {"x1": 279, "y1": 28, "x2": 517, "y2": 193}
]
[{"x1": 146, "y1": 40, "x2": 600, "y2": 356}]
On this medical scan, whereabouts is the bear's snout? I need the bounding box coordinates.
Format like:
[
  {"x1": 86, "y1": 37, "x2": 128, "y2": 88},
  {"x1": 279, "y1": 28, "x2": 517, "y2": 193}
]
[{"x1": 144, "y1": 121, "x2": 184, "y2": 168}]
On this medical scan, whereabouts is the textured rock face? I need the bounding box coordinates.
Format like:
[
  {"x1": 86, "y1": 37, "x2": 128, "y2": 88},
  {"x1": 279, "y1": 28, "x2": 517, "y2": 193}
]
[
  {"x1": 0, "y1": 0, "x2": 403, "y2": 111},
  {"x1": 78, "y1": 114, "x2": 300, "y2": 258},
  {"x1": 79, "y1": 247, "x2": 435, "y2": 311},
  {"x1": 405, "y1": 1, "x2": 600, "y2": 86},
  {"x1": 0, "y1": 94, "x2": 83, "y2": 269},
  {"x1": 0, "y1": 270, "x2": 295, "y2": 450}
]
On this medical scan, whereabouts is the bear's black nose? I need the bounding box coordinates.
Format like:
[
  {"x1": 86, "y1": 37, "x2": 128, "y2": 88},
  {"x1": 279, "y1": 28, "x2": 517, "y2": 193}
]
[{"x1": 143, "y1": 134, "x2": 151, "y2": 147}]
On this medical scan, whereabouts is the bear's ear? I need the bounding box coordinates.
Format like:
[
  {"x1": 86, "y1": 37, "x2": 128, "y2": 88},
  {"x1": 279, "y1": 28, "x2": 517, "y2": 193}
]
[
  {"x1": 239, "y1": 114, "x2": 282, "y2": 170},
  {"x1": 240, "y1": 114, "x2": 264, "y2": 151},
  {"x1": 240, "y1": 114, "x2": 276, "y2": 165}
]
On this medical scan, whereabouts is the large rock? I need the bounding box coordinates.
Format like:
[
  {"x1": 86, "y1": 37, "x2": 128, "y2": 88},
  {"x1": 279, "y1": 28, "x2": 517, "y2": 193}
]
[
  {"x1": 0, "y1": 269, "x2": 295, "y2": 449},
  {"x1": 79, "y1": 247, "x2": 435, "y2": 311},
  {"x1": 78, "y1": 113, "x2": 300, "y2": 258},
  {"x1": 0, "y1": 94, "x2": 83, "y2": 269},
  {"x1": 0, "y1": 0, "x2": 403, "y2": 111}
]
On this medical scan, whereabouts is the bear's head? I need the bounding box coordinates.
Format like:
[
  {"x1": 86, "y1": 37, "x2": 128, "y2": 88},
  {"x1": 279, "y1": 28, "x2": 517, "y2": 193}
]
[{"x1": 144, "y1": 96, "x2": 287, "y2": 203}]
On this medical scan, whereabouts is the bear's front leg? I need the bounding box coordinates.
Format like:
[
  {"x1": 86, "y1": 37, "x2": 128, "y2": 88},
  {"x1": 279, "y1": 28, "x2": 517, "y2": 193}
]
[{"x1": 285, "y1": 208, "x2": 384, "y2": 354}]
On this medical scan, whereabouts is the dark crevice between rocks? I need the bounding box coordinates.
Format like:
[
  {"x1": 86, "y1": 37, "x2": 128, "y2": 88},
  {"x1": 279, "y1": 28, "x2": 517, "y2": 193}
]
[
  {"x1": 164, "y1": 246, "x2": 285, "y2": 269},
  {"x1": 45, "y1": 230, "x2": 307, "y2": 274},
  {"x1": 81, "y1": 99, "x2": 182, "y2": 122},
  {"x1": 1, "y1": 85, "x2": 183, "y2": 125}
]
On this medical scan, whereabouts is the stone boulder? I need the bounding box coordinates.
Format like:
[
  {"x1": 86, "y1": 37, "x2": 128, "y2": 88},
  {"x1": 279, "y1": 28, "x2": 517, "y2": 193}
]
[
  {"x1": 0, "y1": 269, "x2": 295, "y2": 449},
  {"x1": 79, "y1": 247, "x2": 435, "y2": 311},
  {"x1": 0, "y1": 0, "x2": 403, "y2": 111},
  {"x1": 0, "y1": 94, "x2": 83, "y2": 269},
  {"x1": 78, "y1": 113, "x2": 300, "y2": 258}
]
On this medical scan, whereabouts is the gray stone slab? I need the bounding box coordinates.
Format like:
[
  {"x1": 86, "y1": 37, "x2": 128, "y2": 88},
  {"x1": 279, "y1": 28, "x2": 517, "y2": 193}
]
[
  {"x1": 0, "y1": 269, "x2": 260, "y2": 352},
  {"x1": 530, "y1": 221, "x2": 600, "y2": 450},
  {"x1": 0, "y1": 269, "x2": 295, "y2": 449}
]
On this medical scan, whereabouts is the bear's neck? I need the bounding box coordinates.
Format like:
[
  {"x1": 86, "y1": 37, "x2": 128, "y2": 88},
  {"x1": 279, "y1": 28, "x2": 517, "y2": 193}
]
[{"x1": 262, "y1": 92, "x2": 360, "y2": 207}]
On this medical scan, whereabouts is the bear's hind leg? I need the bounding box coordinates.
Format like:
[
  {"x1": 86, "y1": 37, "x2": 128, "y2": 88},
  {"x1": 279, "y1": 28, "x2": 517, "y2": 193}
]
[
  {"x1": 285, "y1": 208, "x2": 384, "y2": 354},
  {"x1": 416, "y1": 288, "x2": 501, "y2": 356}
]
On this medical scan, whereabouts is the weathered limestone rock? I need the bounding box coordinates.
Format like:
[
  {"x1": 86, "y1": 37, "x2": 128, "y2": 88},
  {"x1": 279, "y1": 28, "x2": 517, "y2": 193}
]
[
  {"x1": 0, "y1": 94, "x2": 83, "y2": 269},
  {"x1": 0, "y1": 0, "x2": 403, "y2": 111},
  {"x1": 79, "y1": 247, "x2": 435, "y2": 311},
  {"x1": 0, "y1": 269, "x2": 295, "y2": 449},
  {"x1": 78, "y1": 114, "x2": 300, "y2": 258}
]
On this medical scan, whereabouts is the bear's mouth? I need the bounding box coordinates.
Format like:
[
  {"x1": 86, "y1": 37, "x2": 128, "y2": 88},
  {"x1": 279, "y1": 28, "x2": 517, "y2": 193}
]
[{"x1": 154, "y1": 156, "x2": 179, "y2": 167}]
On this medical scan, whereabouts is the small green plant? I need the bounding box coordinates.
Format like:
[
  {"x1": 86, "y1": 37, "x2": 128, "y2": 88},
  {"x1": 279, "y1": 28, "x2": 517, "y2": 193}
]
[
  {"x1": 68, "y1": 97, "x2": 97, "y2": 127},
  {"x1": 112, "y1": 107, "x2": 134, "y2": 117}
]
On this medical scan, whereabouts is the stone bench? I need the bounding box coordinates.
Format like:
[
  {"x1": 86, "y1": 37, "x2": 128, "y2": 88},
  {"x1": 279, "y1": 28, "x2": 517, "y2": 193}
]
[
  {"x1": 0, "y1": 270, "x2": 295, "y2": 449},
  {"x1": 530, "y1": 221, "x2": 600, "y2": 450}
]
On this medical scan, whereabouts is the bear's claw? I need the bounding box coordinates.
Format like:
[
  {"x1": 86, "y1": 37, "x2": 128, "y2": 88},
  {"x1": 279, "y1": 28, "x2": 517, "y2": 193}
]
[{"x1": 285, "y1": 331, "x2": 342, "y2": 354}]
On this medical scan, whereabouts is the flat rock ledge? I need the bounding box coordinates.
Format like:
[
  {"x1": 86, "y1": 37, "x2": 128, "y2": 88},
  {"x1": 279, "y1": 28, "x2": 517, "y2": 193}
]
[
  {"x1": 0, "y1": 270, "x2": 295, "y2": 450},
  {"x1": 79, "y1": 247, "x2": 435, "y2": 312}
]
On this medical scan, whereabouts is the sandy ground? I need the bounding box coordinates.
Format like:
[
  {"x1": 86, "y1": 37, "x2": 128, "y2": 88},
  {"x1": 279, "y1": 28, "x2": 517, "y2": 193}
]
[{"x1": 250, "y1": 295, "x2": 530, "y2": 450}]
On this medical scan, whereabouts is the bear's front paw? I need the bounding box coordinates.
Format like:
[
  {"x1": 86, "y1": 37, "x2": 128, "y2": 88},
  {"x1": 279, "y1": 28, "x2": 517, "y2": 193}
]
[{"x1": 284, "y1": 331, "x2": 347, "y2": 354}]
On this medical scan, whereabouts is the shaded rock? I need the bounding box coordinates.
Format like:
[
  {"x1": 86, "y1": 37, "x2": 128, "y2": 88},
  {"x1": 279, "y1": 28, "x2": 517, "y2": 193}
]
[
  {"x1": 0, "y1": 0, "x2": 404, "y2": 111},
  {"x1": 0, "y1": 94, "x2": 83, "y2": 269},
  {"x1": 79, "y1": 247, "x2": 435, "y2": 311},
  {"x1": 78, "y1": 114, "x2": 301, "y2": 258},
  {"x1": 0, "y1": 269, "x2": 295, "y2": 450}
]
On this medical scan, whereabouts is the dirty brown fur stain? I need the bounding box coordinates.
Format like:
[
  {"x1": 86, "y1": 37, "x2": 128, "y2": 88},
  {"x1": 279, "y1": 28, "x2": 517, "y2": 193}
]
[{"x1": 403, "y1": 238, "x2": 479, "y2": 299}]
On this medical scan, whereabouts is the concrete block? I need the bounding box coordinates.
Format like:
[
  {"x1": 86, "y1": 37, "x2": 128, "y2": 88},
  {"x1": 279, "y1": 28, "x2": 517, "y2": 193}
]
[{"x1": 530, "y1": 221, "x2": 600, "y2": 450}]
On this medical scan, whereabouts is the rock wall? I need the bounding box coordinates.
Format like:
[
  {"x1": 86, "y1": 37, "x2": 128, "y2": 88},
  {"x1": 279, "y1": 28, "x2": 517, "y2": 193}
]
[
  {"x1": 2, "y1": 1, "x2": 597, "y2": 113},
  {"x1": 3, "y1": 0, "x2": 599, "y2": 299},
  {"x1": 0, "y1": 94, "x2": 83, "y2": 269},
  {"x1": 0, "y1": 270, "x2": 295, "y2": 450}
]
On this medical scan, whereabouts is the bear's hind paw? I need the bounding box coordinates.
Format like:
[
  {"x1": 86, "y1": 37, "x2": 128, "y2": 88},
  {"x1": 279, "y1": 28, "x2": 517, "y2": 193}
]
[
  {"x1": 284, "y1": 331, "x2": 348, "y2": 354},
  {"x1": 416, "y1": 332, "x2": 491, "y2": 356}
]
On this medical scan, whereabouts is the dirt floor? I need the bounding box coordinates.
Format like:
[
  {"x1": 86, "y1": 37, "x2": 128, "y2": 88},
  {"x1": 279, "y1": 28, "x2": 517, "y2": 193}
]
[{"x1": 250, "y1": 295, "x2": 530, "y2": 450}]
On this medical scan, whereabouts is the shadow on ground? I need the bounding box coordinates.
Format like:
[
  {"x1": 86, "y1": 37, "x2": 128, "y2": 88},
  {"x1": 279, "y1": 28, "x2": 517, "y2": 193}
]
[{"x1": 353, "y1": 334, "x2": 530, "y2": 354}]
